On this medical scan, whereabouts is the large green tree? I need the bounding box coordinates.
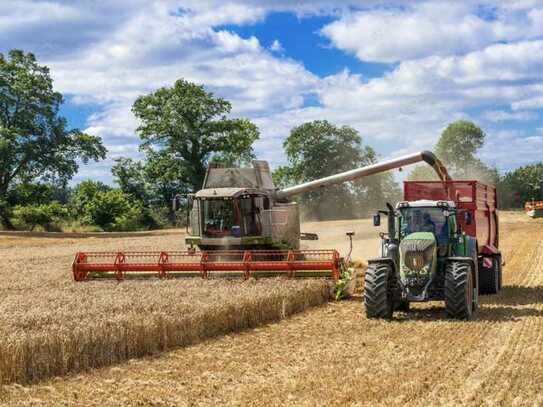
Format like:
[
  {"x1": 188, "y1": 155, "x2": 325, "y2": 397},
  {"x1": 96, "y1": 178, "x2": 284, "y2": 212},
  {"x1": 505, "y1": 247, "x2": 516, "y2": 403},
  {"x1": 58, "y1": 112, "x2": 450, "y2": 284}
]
[
  {"x1": 131, "y1": 79, "x2": 259, "y2": 192},
  {"x1": 275, "y1": 120, "x2": 400, "y2": 219},
  {"x1": 112, "y1": 151, "x2": 189, "y2": 209},
  {"x1": 0, "y1": 50, "x2": 106, "y2": 228},
  {"x1": 409, "y1": 120, "x2": 497, "y2": 184}
]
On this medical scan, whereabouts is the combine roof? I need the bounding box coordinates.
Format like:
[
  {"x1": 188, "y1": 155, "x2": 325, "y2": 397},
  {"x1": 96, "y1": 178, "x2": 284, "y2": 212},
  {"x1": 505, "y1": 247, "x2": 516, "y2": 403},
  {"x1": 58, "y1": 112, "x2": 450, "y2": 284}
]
[{"x1": 194, "y1": 187, "x2": 264, "y2": 199}]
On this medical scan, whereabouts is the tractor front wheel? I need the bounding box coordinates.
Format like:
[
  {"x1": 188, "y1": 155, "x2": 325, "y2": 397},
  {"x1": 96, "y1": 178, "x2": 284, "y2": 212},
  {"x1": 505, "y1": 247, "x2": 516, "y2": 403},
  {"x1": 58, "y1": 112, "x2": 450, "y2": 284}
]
[
  {"x1": 444, "y1": 261, "x2": 475, "y2": 320},
  {"x1": 364, "y1": 262, "x2": 394, "y2": 319}
]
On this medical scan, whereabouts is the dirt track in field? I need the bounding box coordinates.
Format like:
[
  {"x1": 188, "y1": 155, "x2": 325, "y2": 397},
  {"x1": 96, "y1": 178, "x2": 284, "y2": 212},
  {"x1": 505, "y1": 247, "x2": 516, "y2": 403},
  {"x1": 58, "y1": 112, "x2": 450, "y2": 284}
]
[{"x1": 2, "y1": 212, "x2": 543, "y2": 406}]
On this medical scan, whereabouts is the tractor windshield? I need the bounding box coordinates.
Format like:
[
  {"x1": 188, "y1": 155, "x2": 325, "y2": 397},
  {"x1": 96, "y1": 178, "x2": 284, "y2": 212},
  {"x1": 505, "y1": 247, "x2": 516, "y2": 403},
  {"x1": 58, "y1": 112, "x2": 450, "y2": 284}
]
[{"x1": 399, "y1": 207, "x2": 449, "y2": 245}]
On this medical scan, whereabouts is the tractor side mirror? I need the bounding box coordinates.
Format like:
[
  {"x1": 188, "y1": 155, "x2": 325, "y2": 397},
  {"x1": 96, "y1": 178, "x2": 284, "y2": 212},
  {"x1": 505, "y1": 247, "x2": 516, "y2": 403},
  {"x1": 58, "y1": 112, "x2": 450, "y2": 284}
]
[
  {"x1": 373, "y1": 213, "x2": 381, "y2": 227},
  {"x1": 464, "y1": 211, "x2": 472, "y2": 225}
]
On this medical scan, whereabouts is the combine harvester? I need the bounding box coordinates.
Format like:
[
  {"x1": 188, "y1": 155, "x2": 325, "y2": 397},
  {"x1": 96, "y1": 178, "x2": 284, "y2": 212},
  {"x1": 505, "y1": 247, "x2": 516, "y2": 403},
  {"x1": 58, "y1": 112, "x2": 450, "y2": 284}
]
[
  {"x1": 525, "y1": 199, "x2": 543, "y2": 218},
  {"x1": 366, "y1": 177, "x2": 501, "y2": 320},
  {"x1": 72, "y1": 151, "x2": 449, "y2": 282}
]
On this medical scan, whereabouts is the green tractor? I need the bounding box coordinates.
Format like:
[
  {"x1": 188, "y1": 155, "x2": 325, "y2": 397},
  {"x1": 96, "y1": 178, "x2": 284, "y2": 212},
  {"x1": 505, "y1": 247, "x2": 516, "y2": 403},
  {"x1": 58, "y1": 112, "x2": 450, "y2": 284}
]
[{"x1": 365, "y1": 198, "x2": 482, "y2": 320}]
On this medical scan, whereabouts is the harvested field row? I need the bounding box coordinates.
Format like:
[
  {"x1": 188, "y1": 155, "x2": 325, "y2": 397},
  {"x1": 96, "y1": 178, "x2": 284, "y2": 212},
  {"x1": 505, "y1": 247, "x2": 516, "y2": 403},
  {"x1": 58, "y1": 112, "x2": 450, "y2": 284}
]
[
  {"x1": 2, "y1": 212, "x2": 541, "y2": 406},
  {"x1": 0, "y1": 230, "x2": 341, "y2": 385}
]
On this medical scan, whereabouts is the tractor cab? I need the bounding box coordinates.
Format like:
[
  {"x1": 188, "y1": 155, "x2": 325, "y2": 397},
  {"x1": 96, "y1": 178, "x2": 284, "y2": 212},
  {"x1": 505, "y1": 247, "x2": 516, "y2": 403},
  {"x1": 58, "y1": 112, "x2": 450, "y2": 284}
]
[{"x1": 396, "y1": 200, "x2": 457, "y2": 255}]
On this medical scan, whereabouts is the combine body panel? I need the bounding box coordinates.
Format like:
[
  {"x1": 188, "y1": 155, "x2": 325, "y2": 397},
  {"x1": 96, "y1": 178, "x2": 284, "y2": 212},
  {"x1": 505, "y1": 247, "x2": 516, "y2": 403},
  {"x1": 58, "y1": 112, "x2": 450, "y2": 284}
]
[
  {"x1": 186, "y1": 150, "x2": 451, "y2": 252},
  {"x1": 404, "y1": 180, "x2": 499, "y2": 255}
]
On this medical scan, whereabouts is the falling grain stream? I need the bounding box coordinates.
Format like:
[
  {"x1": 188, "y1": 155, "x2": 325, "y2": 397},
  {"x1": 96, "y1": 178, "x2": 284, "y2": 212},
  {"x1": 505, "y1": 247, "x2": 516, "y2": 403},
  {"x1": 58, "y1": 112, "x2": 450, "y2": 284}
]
[{"x1": 1, "y1": 213, "x2": 543, "y2": 406}]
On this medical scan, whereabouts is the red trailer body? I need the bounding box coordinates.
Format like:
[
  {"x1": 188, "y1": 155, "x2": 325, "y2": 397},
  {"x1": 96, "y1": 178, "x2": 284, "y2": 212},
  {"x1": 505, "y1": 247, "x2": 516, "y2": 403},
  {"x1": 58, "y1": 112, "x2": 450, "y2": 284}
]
[{"x1": 404, "y1": 180, "x2": 499, "y2": 256}]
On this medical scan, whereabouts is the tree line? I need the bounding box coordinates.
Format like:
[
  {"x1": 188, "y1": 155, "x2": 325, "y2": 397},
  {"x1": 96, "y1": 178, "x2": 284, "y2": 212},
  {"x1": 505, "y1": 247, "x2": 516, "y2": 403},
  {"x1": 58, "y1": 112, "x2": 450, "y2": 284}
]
[{"x1": 1, "y1": 49, "x2": 540, "y2": 231}]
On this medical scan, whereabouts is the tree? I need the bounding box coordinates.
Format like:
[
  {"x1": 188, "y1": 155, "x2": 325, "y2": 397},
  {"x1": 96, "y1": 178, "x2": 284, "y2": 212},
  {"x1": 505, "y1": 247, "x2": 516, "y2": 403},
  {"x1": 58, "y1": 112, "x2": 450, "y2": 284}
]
[
  {"x1": 276, "y1": 120, "x2": 400, "y2": 219},
  {"x1": 132, "y1": 79, "x2": 259, "y2": 192},
  {"x1": 13, "y1": 202, "x2": 67, "y2": 231},
  {"x1": 498, "y1": 163, "x2": 543, "y2": 208},
  {"x1": 407, "y1": 165, "x2": 439, "y2": 181},
  {"x1": 0, "y1": 50, "x2": 106, "y2": 228},
  {"x1": 69, "y1": 180, "x2": 110, "y2": 220},
  {"x1": 69, "y1": 180, "x2": 144, "y2": 231},
  {"x1": 111, "y1": 158, "x2": 148, "y2": 203},
  {"x1": 409, "y1": 120, "x2": 497, "y2": 184},
  {"x1": 436, "y1": 120, "x2": 484, "y2": 176}
]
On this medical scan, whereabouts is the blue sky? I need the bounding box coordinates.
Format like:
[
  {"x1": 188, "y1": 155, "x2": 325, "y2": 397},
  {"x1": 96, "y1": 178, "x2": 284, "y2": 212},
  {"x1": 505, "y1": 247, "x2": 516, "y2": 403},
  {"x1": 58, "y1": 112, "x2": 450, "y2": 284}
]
[{"x1": 1, "y1": 0, "x2": 543, "y2": 184}]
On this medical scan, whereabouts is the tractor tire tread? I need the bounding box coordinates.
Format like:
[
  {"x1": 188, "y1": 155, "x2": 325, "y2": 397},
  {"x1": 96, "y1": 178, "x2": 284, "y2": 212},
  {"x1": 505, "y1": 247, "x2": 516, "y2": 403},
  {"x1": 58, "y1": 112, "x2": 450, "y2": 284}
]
[
  {"x1": 444, "y1": 261, "x2": 473, "y2": 320},
  {"x1": 364, "y1": 263, "x2": 393, "y2": 319}
]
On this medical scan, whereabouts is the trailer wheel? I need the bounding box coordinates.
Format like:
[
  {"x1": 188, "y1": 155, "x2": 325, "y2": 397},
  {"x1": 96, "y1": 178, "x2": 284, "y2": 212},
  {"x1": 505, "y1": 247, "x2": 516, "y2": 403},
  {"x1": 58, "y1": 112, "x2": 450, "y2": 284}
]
[
  {"x1": 364, "y1": 262, "x2": 394, "y2": 319},
  {"x1": 445, "y1": 261, "x2": 474, "y2": 320},
  {"x1": 478, "y1": 257, "x2": 499, "y2": 295}
]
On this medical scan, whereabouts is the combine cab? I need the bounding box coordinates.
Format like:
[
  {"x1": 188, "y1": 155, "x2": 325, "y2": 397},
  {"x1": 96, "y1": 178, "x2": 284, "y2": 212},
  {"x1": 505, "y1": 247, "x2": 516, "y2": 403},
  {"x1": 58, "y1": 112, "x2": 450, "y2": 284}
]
[{"x1": 72, "y1": 151, "x2": 452, "y2": 282}]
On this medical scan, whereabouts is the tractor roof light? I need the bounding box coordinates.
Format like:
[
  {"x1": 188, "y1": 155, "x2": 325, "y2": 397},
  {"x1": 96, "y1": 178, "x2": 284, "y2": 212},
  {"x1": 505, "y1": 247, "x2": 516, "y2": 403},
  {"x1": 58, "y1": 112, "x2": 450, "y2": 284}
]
[
  {"x1": 398, "y1": 202, "x2": 410, "y2": 208},
  {"x1": 437, "y1": 201, "x2": 449, "y2": 208}
]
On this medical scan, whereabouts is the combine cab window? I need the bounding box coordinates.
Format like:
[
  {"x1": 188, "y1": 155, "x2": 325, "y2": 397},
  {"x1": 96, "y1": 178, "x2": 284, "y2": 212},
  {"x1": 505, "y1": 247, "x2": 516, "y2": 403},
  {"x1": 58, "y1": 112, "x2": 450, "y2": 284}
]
[
  {"x1": 201, "y1": 195, "x2": 268, "y2": 238},
  {"x1": 399, "y1": 207, "x2": 449, "y2": 246},
  {"x1": 202, "y1": 199, "x2": 236, "y2": 237}
]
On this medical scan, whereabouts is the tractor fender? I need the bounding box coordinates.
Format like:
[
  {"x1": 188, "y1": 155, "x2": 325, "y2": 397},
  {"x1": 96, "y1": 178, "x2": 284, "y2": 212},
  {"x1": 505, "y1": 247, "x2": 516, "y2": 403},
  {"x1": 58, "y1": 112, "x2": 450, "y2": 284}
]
[{"x1": 367, "y1": 257, "x2": 396, "y2": 273}]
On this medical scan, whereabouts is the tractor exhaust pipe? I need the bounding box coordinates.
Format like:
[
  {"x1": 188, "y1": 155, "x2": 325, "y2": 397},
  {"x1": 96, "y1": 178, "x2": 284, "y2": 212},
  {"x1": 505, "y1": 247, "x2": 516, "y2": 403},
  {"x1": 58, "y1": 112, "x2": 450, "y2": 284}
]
[{"x1": 274, "y1": 150, "x2": 450, "y2": 200}]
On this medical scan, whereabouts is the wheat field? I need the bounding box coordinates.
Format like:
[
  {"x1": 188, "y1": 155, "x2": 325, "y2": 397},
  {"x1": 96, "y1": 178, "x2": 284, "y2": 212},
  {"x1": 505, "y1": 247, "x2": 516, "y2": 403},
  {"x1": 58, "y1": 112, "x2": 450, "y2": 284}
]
[
  {"x1": 0, "y1": 231, "x2": 333, "y2": 385},
  {"x1": 2, "y1": 212, "x2": 543, "y2": 406}
]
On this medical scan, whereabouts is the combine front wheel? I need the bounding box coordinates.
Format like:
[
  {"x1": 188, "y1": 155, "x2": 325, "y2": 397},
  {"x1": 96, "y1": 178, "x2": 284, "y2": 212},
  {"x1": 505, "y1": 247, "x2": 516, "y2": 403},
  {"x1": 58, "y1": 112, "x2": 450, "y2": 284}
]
[
  {"x1": 444, "y1": 261, "x2": 474, "y2": 320},
  {"x1": 364, "y1": 262, "x2": 394, "y2": 319}
]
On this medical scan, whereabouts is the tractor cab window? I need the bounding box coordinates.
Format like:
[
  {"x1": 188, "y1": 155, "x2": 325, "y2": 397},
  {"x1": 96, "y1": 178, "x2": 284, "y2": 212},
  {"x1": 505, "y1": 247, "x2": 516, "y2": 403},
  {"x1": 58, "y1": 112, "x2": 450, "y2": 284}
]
[
  {"x1": 202, "y1": 199, "x2": 237, "y2": 237},
  {"x1": 399, "y1": 207, "x2": 450, "y2": 247}
]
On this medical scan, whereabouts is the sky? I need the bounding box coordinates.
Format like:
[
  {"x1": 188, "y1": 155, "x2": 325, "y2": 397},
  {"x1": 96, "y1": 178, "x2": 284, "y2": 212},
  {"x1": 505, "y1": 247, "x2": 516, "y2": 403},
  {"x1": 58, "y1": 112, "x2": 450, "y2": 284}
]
[{"x1": 1, "y1": 0, "x2": 543, "y2": 184}]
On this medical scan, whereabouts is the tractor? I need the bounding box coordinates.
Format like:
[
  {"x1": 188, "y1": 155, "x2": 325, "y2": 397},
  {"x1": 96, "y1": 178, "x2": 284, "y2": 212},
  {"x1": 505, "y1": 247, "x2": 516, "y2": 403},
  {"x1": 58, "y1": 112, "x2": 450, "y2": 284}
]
[{"x1": 366, "y1": 179, "x2": 501, "y2": 320}]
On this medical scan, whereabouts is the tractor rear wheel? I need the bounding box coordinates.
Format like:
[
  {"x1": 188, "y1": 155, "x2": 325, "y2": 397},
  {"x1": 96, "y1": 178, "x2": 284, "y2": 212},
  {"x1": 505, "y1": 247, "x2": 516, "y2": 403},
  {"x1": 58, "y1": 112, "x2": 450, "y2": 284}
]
[
  {"x1": 364, "y1": 262, "x2": 394, "y2": 319},
  {"x1": 479, "y1": 257, "x2": 499, "y2": 295},
  {"x1": 444, "y1": 261, "x2": 475, "y2": 320}
]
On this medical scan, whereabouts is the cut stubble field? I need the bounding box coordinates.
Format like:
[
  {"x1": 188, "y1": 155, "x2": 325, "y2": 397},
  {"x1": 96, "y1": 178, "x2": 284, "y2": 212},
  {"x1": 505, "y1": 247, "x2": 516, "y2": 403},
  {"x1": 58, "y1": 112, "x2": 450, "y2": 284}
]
[{"x1": 2, "y1": 212, "x2": 543, "y2": 406}]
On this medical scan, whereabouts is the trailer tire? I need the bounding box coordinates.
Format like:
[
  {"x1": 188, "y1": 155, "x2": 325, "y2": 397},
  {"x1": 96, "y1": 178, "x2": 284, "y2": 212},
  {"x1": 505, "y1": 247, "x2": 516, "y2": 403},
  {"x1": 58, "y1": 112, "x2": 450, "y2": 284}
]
[
  {"x1": 445, "y1": 261, "x2": 474, "y2": 320},
  {"x1": 479, "y1": 258, "x2": 499, "y2": 295},
  {"x1": 364, "y1": 262, "x2": 394, "y2": 319}
]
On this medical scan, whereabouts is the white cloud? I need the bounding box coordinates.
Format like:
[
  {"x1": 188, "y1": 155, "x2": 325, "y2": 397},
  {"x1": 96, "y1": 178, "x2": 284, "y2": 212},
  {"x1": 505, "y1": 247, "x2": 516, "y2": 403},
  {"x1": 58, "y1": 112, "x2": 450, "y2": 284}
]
[
  {"x1": 482, "y1": 110, "x2": 537, "y2": 122},
  {"x1": 512, "y1": 96, "x2": 543, "y2": 110},
  {"x1": 2, "y1": 0, "x2": 543, "y2": 183},
  {"x1": 321, "y1": 2, "x2": 543, "y2": 62}
]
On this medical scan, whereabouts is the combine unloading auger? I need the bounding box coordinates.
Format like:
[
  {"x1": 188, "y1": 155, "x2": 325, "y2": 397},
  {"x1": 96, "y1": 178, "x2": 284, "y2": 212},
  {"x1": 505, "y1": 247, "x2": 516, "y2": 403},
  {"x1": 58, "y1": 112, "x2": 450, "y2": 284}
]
[{"x1": 72, "y1": 151, "x2": 449, "y2": 282}]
